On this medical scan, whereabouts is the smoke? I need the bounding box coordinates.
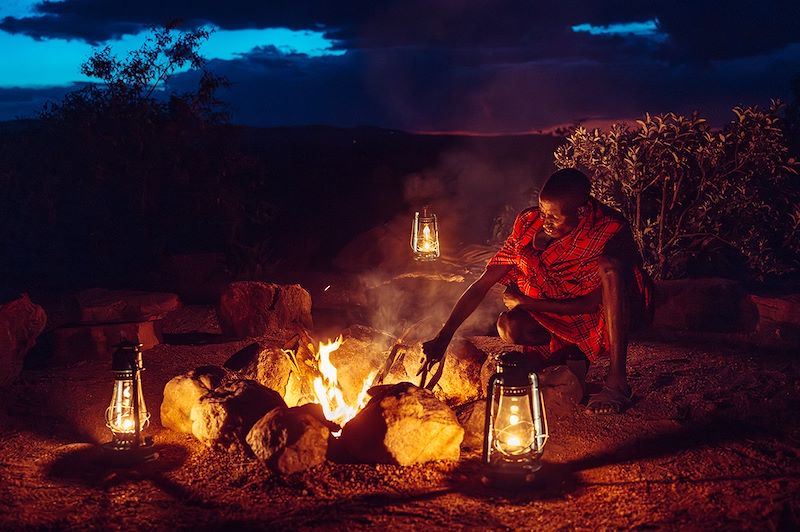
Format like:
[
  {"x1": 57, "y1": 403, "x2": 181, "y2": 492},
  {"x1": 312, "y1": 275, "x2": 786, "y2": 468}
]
[{"x1": 357, "y1": 136, "x2": 559, "y2": 344}]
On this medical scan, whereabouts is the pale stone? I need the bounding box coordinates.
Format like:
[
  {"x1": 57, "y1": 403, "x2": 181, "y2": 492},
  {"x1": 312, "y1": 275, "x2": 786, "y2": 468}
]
[
  {"x1": 217, "y1": 282, "x2": 313, "y2": 339},
  {"x1": 225, "y1": 342, "x2": 299, "y2": 402},
  {"x1": 75, "y1": 288, "x2": 180, "y2": 324},
  {"x1": 393, "y1": 338, "x2": 485, "y2": 407},
  {"x1": 0, "y1": 294, "x2": 47, "y2": 386},
  {"x1": 246, "y1": 405, "x2": 330, "y2": 475},
  {"x1": 339, "y1": 382, "x2": 463, "y2": 465},
  {"x1": 190, "y1": 379, "x2": 286, "y2": 451},
  {"x1": 160, "y1": 365, "x2": 228, "y2": 433}
]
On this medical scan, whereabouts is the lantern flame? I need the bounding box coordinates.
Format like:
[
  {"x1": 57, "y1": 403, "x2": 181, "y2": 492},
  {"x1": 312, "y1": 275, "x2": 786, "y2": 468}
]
[{"x1": 311, "y1": 336, "x2": 375, "y2": 435}]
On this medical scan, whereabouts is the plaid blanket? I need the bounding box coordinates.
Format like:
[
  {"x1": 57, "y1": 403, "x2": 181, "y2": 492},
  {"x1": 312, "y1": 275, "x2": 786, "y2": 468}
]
[{"x1": 487, "y1": 199, "x2": 652, "y2": 361}]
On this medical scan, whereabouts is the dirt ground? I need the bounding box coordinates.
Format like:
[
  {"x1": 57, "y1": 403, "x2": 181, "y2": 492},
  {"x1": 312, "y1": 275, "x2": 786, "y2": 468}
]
[{"x1": 1, "y1": 303, "x2": 799, "y2": 531}]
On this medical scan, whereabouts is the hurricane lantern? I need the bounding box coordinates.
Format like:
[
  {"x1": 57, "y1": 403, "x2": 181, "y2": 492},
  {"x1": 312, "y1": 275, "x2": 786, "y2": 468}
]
[
  {"x1": 410, "y1": 206, "x2": 440, "y2": 261},
  {"x1": 101, "y1": 340, "x2": 157, "y2": 464},
  {"x1": 482, "y1": 351, "x2": 548, "y2": 484}
]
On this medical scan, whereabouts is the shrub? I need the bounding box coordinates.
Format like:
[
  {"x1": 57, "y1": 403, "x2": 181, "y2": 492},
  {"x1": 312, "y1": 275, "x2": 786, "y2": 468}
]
[{"x1": 554, "y1": 102, "x2": 799, "y2": 282}]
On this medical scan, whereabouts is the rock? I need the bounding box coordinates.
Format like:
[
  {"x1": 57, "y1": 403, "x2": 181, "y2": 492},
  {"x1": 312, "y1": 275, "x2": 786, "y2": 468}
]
[
  {"x1": 217, "y1": 282, "x2": 313, "y2": 339},
  {"x1": 748, "y1": 294, "x2": 800, "y2": 349},
  {"x1": 480, "y1": 353, "x2": 582, "y2": 418},
  {"x1": 653, "y1": 278, "x2": 752, "y2": 332},
  {"x1": 74, "y1": 288, "x2": 181, "y2": 324},
  {"x1": 455, "y1": 399, "x2": 486, "y2": 452},
  {"x1": 160, "y1": 365, "x2": 228, "y2": 433},
  {"x1": 226, "y1": 342, "x2": 310, "y2": 407},
  {"x1": 396, "y1": 338, "x2": 485, "y2": 407},
  {"x1": 161, "y1": 252, "x2": 231, "y2": 304},
  {"x1": 0, "y1": 294, "x2": 47, "y2": 386},
  {"x1": 50, "y1": 321, "x2": 161, "y2": 364},
  {"x1": 246, "y1": 405, "x2": 330, "y2": 474},
  {"x1": 339, "y1": 382, "x2": 463, "y2": 465},
  {"x1": 190, "y1": 379, "x2": 286, "y2": 451},
  {"x1": 332, "y1": 215, "x2": 411, "y2": 273},
  {"x1": 537, "y1": 365, "x2": 584, "y2": 418}
]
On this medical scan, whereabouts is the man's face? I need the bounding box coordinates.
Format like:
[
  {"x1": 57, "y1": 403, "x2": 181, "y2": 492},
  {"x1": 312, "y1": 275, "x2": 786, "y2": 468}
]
[{"x1": 538, "y1": 198, "x2": 580, "y2": 238}]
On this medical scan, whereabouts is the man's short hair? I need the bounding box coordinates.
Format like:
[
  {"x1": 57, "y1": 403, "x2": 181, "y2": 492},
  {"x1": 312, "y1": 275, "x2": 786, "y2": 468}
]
[{"x1": 539, "y1": 168, "x2": 591, "y2": 209}]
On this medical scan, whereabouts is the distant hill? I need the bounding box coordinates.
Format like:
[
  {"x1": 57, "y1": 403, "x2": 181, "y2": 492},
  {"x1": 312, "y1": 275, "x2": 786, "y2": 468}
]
[{"x1": 0, "y1": 119, "x2": 563, "y2": 288}]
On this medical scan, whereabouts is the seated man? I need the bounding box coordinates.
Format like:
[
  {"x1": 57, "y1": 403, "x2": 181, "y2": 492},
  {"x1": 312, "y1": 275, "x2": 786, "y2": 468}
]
[{"x1": 422, "y1": 168, "x2": 653, "y2": 414}]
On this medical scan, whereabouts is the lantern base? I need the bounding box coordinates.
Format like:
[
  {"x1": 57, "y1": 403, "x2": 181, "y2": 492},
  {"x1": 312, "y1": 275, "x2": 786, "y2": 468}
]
[
  {"x1": 413, "y1": 253, "x2": 439, "y2": 262},
  {"x1": 481, "y1": 461, "x2": 542, "y2": 487},
  {"x1": 99, "y1": 436, "x2": 159, "y2": 467}
]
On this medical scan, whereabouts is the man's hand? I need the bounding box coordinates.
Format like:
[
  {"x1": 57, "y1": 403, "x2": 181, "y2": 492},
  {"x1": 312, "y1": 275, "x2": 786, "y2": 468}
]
[{"x1": 420, "y1": 333, "x2": 451, "y2": 374}]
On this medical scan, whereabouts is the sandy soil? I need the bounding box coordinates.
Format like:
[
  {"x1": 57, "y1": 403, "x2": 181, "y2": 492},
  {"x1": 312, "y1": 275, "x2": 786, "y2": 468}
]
[{"x1": 1, "y1": 304, "x2": 799, "y2": 530}]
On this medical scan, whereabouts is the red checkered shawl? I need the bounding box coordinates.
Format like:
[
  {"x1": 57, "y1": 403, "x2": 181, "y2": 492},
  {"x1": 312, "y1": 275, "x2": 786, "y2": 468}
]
[{"x1": 487, "y1": 198, "x2": 649, "y2": 361}]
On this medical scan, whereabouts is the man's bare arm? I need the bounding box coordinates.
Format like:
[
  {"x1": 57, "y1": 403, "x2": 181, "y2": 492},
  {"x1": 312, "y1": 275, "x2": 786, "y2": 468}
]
[{"x1": 422, "y1": 265, "x2": 511, "y2": 365}]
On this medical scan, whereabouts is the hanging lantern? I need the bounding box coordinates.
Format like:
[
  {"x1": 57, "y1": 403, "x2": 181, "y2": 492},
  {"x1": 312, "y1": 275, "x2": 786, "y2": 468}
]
[
  {"x1": 482, "y1": 351, "x2": 548, "y2": 484},
  {"x1": 410, "y1": 205, "x2": 440, "y2": 261},
  {"x1": 101, "y1": 340, "x2": 158, "y2": 464}
]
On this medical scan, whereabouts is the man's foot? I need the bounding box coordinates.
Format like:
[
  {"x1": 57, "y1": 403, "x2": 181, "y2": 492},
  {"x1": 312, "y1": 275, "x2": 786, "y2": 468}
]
[{"x1": 585, "y1": 385, "x2": 632, "y2": 415}]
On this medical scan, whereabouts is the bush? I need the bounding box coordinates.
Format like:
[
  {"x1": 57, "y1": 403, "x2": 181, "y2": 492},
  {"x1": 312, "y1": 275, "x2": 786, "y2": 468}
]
[{"x1": 554, "y1": 102, "x2": 800, "y2": 282}]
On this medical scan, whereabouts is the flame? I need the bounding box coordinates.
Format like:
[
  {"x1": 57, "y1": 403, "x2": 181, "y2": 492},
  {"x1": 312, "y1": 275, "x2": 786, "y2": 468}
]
[
  {"x1": 311, "y1": 336, "x2": 376, "y2": 433},
  {"x1": 418, "y1": 224, "x2": 437, "y2": 252}
]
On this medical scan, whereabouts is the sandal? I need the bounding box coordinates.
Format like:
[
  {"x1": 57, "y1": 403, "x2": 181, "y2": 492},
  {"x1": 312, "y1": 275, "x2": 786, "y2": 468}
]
[{"x1": 585, "y1": 385, "x2": 633, "y2": 415}]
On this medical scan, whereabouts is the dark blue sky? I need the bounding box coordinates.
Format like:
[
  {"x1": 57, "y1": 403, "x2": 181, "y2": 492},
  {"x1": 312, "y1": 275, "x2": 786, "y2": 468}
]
[{"x1": 1, "y1": 0, "x2": 799, "y2": 133}]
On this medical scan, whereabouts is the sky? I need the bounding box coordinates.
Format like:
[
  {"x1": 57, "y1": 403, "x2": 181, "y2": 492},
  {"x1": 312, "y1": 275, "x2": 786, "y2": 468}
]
[{"x1": 1, "y1": 0, "x2": 799, "y2": 133}]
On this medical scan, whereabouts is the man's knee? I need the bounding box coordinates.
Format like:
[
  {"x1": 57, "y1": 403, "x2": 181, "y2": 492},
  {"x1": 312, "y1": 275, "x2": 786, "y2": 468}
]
[
  {"x1": 496, "y1": 311, "x2": 515, "y2": 342},
  {"x1": 496, "y1": 310, "x2": 549, "y2": 345}
]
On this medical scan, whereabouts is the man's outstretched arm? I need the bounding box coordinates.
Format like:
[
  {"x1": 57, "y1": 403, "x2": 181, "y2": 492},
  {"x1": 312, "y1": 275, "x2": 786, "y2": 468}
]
[{"x1": 422, "y1": 264, "x2": 511, "y2": 366}]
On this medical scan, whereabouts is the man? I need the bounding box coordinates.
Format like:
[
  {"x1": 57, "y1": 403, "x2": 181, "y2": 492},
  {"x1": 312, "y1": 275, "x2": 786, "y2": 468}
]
[{"x1": 422, "y1": 168, "x2": 653, "y2": 414}]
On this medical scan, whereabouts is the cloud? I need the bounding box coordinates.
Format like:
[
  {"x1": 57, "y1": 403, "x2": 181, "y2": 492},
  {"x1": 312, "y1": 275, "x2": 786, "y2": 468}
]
[{"x1": 1, "y1": 1, "x2": 799, "y2": 130}]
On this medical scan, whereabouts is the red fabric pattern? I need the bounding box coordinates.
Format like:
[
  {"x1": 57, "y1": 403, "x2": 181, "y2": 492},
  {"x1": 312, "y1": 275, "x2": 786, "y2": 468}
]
[{"x1": 487, "y1": 199, "x2": 650, "y2": 361}]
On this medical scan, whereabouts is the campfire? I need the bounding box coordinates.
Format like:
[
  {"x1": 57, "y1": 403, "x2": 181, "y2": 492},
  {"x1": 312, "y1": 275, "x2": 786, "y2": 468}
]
[{"x1": 309, "y1": 336, "x2": 376, "y2": 434}]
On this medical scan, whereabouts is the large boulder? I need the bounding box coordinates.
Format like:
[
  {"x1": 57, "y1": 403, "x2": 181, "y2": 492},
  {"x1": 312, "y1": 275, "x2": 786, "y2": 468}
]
[
  {"x1": 50, "y1": 321, "x2": 161, "y2": 364},
  {"x1": 339, "y1": 382, "x2": 463, "y2": 465},
  {"x1": 160, "y1": 252, "x2": 231, "y2": 304},
  {"x1": 0, "y1": 294, "x2": 47, "y2": 386},
  {"x1": 74, "y1": 288, "x2": 180, "y2": 324},
  {"x1": 160, "y1": 365, "x2": 228, "y2": 433},
  {"x1": 246, "y1": 404, "x2": 331, "y2": 475},
  {"x1": 747, "y1": 293, "x2": 800, "y2": 349},
  {"x1": 394, "y1": 338, "x2": 485, "y2": 407},
  {"x1": 217, "y1": 282, "x2": 313, "y2": 339},
  {"x1": 653, "y1": 278, "x2": 753, "y2": 332},
  {"x1": 225, "y1": 341, "x2": 314, "y2": 407},
  {"x1": 190, "y1": 379, "x2": 286, "y2": 452}
]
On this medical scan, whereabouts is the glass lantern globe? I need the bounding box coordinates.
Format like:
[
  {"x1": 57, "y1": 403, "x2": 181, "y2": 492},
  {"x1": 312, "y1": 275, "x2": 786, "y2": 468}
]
[{"x1": 483, "y1": 351, "x2": 548, "y2": 484}]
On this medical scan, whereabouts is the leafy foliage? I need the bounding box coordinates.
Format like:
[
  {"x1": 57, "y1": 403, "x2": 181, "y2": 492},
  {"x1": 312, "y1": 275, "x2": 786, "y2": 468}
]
[{"x1": 554, "y1": 103, "x2": 800, "y2": 281}]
